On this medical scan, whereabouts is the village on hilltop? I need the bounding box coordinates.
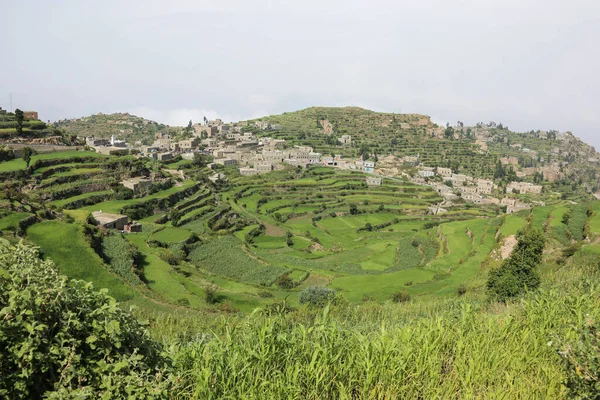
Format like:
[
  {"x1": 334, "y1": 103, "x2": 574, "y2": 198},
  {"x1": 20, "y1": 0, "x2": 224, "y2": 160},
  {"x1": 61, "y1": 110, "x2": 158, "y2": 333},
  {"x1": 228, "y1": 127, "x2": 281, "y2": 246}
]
[{"x1": 79, "y1": 116, "x2": 591, "y2": 215}]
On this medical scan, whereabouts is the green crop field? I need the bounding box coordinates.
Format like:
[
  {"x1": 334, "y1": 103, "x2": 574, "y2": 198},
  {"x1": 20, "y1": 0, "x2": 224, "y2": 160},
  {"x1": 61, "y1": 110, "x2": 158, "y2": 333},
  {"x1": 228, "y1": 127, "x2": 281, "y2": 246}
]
[
  {"x1": 0, "y1": 150, "x2": 103, "y2": 172},
  {"x1": 12, "y1": 150, "x2": 597, "y2": 312},
  {"x1": 27, "y1": 221, "x2": 137, "y2": 301}
]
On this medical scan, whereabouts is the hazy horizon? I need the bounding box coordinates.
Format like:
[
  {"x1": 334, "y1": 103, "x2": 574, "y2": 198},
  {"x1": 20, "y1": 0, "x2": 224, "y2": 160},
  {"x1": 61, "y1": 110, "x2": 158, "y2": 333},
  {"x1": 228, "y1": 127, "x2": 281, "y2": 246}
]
[{"x1": 3, "y1": 0, "x2": 599, "y2": 149}]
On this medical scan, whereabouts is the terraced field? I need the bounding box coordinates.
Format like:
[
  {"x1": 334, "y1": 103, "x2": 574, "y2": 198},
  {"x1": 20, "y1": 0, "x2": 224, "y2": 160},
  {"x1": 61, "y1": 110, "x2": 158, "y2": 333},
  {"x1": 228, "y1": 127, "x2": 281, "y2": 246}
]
[{"x1": 1, "y1": 149, "x2": 597, "y2": 312}]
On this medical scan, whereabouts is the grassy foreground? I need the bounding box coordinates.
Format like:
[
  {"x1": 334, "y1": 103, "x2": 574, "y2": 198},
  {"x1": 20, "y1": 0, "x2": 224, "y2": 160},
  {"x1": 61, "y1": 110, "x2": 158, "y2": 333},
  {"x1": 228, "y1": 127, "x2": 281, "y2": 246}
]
[{"x1": 155, "y1": 253, "x2": 599, "y2": 399}]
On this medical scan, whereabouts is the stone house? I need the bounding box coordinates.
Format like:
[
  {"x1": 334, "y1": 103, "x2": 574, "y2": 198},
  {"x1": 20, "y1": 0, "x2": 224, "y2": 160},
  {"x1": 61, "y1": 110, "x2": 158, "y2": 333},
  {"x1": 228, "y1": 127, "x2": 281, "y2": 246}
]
[
  {"x1": 215, "y1": 158, "x2": 237, "y2": 167},
  {"x1": 505, "y1": 182, "x2": 542, "y2": 195},
  {"x1": 179, "y1": 138, "x2": 200, "y2": 150},
  {"x1": 256, "y1": 162, "x2": 274, "y2": 174},
  {"x1": 437, "y1": 167, "x2": 452, "y2": 178},
  {"x1": 451, "y1": 173, "x2": 468, "y2": 183},
  {"x1": 239, "y1": 167, "x2": 259, "y2": 176},
  {"x1": 507, "y1": 202, "x2": 531, "y2": 214},
  {"x1": 86, "y1": 137, "x2": 109, "y2": 147},
  {"x1": 500, "y1": 157, "x2": 519, "y2": 166},
  {"x1": 501, "y1": 197, "x2": 517, "y2": 207},
  {"x1": 460, "y1": 186, "x2": 478, "y2": 195},
  {"x1": 91, "y1": 211, "x2": 128, "y2": 230},
  {"x1": 476, "y1": 179, "x2": 494, "y2": 194},
  {"x1": 121, "y1": 177, "x2": 153, "y2": 194},
  {"x1": 308, "y1": 152, "x2": 322, "y2": 164},
  {"x1": 209, "y1": 173, "x2": 227, "y2": 183},
  {"x1": 262, "y1": 150, "x2": 286, "y2": 163},
  {"x1": 462, "y1": 193, "x2": 483, "y2": 204},
  {"x1": 157, "y1": 152, "x2": 173, "y2": 161},
  {"x1": 201, "y1": 138, "x2": 218, "y2": 147},
  {"x1": 403, "y1": 156, "x2": 420, "y2": 167},
  {"x1": 153, "y1": 137, "x2": 172, "y2": 150},
  {"x1": 366, "y1": 176, "x2": 382, "y2": 186},
  {"x1": 194, "y1": 125, "x2": 218, "y2": 138},
  {"x1": 364, "y1": 161, "x2": 375, "y2": 173},
  {"x1": 23, "y1": 111, "x2": 38, "y2": 120},
  {"x1": 338, "y1": 135, "x2": 352, "y2": 145},
  {"x1": 125, "y1": 222, "x2": 142, "y2": 233}
]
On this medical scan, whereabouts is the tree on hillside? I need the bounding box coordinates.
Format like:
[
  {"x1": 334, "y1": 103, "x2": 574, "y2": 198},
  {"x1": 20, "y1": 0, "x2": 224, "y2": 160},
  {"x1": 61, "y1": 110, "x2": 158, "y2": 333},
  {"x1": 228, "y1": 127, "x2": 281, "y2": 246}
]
[
  {"x1": 15, "y1": 109, "x2": 24, "y2": 135},
  {"x1": 493, "y1": 160, "x2": 505, "y2": 179},
  {"x1": 359, "y1": 143, "x2": 370, "y2": 160},
  {"x1": 487, "y1": 227, "x2": 545, "y2": 301},
  {"x1": 185, "y1": 120, "x2": 193, "y2": 134},
  {"x1": 22, "y1": 147, "x2": 34, "y2": 168},
  {"x1": 444, "y1": 126, "x2": 454, "y2": 139}
]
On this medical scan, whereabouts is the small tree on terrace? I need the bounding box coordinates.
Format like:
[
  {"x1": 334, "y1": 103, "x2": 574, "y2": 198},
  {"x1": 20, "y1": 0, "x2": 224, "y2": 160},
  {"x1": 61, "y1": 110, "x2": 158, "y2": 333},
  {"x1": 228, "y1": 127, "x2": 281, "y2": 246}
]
[
  {"x1": 22, "y1": 147, "x2": 34, "y2": 168},
  {"x1": 487, "y1": 227, "x2": 545, "y2": 302},
  {"x1": 15, "y1": 109, "x2": 24, "y2": 135}
]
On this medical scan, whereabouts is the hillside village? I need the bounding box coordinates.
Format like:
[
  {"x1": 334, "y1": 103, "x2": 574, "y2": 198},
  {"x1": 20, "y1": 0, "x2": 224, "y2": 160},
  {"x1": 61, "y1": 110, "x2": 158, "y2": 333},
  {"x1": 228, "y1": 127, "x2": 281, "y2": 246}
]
[{"x1": 80, "y1": 111, "x2": 597, "y2": 215}]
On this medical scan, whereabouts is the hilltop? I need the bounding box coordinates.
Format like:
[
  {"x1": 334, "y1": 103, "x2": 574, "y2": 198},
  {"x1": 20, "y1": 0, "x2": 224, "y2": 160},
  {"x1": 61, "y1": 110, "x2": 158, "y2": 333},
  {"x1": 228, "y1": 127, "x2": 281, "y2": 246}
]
[
  {"x1": 240, "y1": 106, "x2": 600, "y2": 194},
  {"x1": 53, "y1": 112, "x2": 185, "y2": 145},
  {"x1": 0, "y1": 108, "x2": 79, "y2": 146}
]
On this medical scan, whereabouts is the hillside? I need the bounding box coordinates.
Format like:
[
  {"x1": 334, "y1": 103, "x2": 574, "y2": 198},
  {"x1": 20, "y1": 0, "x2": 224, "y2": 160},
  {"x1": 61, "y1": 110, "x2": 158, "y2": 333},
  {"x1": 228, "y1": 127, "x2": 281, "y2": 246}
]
[
  {"x1": 0, "y1": 109, "x2": 78, "y2": 146},
  {"x1": 53, "y1": 112, "x2": 184, "y2": 145},
  {"x1": 0, "y1": 123, "x2": 599, "y2": 396},
  {"x1": 244, "y1": 106, "x2": 600, "y2": 194}
]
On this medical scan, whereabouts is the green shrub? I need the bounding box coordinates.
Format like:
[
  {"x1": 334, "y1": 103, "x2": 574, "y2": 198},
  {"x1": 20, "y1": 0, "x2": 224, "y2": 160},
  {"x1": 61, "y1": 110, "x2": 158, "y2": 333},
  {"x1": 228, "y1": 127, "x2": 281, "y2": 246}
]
[
  {"x1": 257, "y1": 290, "x2": 274, "y2": 298},
  {"x1": 0, "y1": 240, "x2": 171, "y2": 398},
  {"x1": 557, "y1": 320, "x2": 600, "y2": 398},
  {"x1": 276, "y1": 273, "x2": 296, "y2": 289},
  {"x1": 205, "y1": 284, "x2": 220, "y2": 304},
  {"x1": 392, "y1": 291, "x2": 411, "y2": 303},
  {"x1": 487, "y1": 228, "x2": 545, "y2": 302},
  {"x1": 300, "y1": 286, "x2": 337, "y2": 307}
]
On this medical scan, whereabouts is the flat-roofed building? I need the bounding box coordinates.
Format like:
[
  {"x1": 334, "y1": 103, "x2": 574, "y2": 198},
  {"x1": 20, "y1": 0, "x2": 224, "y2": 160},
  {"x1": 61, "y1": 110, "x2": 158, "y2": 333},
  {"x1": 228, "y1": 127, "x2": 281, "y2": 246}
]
[{"x1": 91, "y1": 211, "x2": 128, "y2": 230}]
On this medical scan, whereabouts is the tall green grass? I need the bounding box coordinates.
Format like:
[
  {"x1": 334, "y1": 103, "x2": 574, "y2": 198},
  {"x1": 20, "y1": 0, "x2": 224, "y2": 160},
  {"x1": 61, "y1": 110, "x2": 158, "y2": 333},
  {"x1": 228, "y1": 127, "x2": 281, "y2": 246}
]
[{"x1": 162, "y1": 273, "x2": 600, "y2": 399}]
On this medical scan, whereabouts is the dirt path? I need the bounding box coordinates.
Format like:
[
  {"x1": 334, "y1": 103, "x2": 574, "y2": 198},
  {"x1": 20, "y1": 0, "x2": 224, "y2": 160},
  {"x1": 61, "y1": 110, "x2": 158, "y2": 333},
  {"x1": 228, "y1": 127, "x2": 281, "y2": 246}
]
[{"x1": 500, "y1": 235, "x2": 517, "y2": 259}]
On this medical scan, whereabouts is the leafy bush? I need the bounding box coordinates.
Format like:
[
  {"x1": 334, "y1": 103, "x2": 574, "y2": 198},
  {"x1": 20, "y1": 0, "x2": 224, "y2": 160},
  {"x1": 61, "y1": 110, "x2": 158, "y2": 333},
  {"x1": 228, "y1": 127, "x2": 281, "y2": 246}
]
[
  {"x1": 0, "y1": 240, "x2": 171, "y2": 398},
  {"x1": 487, "y1": 228, "x2": 545, "y2": 302},
  {"x1": 276, "y1": 273, "x2": 296, "y2": 289},
  {"x1": 392, "y1": 291, "x2": 411, "y2": 303},
  {"x1": 205, "y1": 284, "x2": 220, "y2": 304},
  {"x1": 557, "y1": 320, "x2": 600, "y2": 398},
  {"x1": 299, "y1": 286, "x2": 337, "y2": 307}
]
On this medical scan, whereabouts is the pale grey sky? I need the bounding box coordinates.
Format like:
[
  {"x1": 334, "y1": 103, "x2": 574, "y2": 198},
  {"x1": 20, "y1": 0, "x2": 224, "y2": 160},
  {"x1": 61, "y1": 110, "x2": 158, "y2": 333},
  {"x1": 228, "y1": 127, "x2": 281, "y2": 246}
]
[{"x1": 2, "y1": 0, "x2": 600, "y2": 148}]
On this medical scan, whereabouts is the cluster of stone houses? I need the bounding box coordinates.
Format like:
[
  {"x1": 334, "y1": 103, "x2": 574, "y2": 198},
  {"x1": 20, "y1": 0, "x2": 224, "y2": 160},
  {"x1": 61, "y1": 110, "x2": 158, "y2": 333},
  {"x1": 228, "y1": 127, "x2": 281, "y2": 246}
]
[
  {"x1": 505, "y1": 181, "x2": 543, "y2": 195},
  {"x1": 409, "y1": 165, "x2": 544, "y2": 213}
]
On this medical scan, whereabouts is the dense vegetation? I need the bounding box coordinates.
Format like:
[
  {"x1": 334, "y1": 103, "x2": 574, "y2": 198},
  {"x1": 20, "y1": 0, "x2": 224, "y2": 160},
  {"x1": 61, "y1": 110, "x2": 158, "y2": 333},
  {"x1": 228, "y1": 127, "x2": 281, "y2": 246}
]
[
  {"x1": 2, "y1": 239, "x2": 600, "y2": 398},
  {"x1": 0, "y1": 240, "x2": 170, "y2": 399}
]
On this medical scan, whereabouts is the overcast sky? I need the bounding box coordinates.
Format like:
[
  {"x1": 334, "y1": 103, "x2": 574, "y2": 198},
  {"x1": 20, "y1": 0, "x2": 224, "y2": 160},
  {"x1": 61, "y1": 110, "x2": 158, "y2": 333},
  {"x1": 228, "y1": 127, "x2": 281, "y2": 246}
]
[{"x1": 2, "y1": 0, "x2": 599, "y2": 148}]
